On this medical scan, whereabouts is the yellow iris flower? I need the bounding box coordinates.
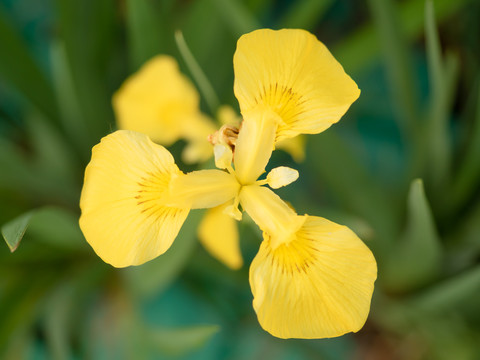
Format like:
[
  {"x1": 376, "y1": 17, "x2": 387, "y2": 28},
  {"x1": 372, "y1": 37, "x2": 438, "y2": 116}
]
[{"x1": 80, "y1": 29, "x2": 377, "y2": 339}]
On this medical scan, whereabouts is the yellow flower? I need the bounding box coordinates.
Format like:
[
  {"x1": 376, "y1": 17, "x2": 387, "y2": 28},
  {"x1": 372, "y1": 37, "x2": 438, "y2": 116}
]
[
  {"x1": 112, "y1": 56, "x2": 241, "y2": 268},
  {"x1": 113, "y1": 55, "x2": 216, "y2": 163},
  {"x1": 80, "y1": 28, "x2": 376, "y2": 339}
]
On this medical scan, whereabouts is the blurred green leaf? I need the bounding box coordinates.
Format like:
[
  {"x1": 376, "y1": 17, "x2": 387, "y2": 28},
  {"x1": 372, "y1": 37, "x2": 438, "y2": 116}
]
[
  {"x1": 2, "y1": 207, "x2": 85, "y2": 253},
  {"x1": 43, "y1": 285, "x2": 74, "y2": 360},
  {"x1": 0, "y1": 134, "x2": 76, "y2": 206},
  {"x1": 27, "y1": 208, "x2": 85, "y2": 251},
  {"x1": 180, "y1": 0, "x2": 238, "y2": 106},
  {"x1": 411, "y1": 264, "x2": 480, "y2": 314},
  {"x1": 175, "y1": 31, "x2": 220, "y2": 113},
  {"x1": 425, "y1": 0, "x2": 443, "y2": 93},
  {"x1": 123, "y1": 210, "x2": 204, "y2": 298},
  {"x1": 26, "y1": 110, "x2": 81, "y2": 204},
  {"x1": 336, "y1": 0, "x2": 470, "y2": 75},
  {"x1": 384, "y1": 179, "x2": 442, "y2": 292},
  {"x1": 126, "y1": 0, "x2": 169, "y2": 70},
  {"x1": 54, "y1": 0, "x2": 117, "y2": 145},
  {"x1": 208, "y1": 0, "x2": 260, "y2": 38},
  {"x1": 450, "y1": 80, "x2": 480, "y2": 210},
  {"x1": 308, "y1": 130, "x2": 398, "y2": 255},
  {"x1": 445, "y1": 198, "x2": 480, "y2": 272},
  {"x1": 50, "y1": 41, "x2": 92, "y2": 161},
  {"x1": 424, "y1": 0, "x2": 459, "y2": 194},
  {"x1": 147, "y1": 324, "x2": 219, "y2": 356},
  {"x1": 1, "y1": 211, "x2": 34, "y2": 252},
  {"x1": 278, "y1": 0, "x2": 333, "y2": 30},
  {"x1": 0, "y1": 5, "x2": 58, "y2": 122},
  {"x1": 0, "y1": 270, "x2": 57, "y2": 352},
  {"x1": 367, "y1": 0, "x2": 419, "y2": 167}
]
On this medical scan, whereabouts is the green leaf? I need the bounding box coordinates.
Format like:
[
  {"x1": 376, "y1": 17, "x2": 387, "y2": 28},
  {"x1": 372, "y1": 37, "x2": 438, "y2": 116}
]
[
  {"x1": 278, "y1": 0, "x2": 333, "y2": 30},
  {"x1": 411, "y1": 264, "x2": 480, "y2": 314},
  {"x1": 0, "y1": 5, "x2": 58, "y2": 122},
  {"x1": 175, "y1": 31, "x2": 220, "y2": 113},
  {"x1": 335, "y1": 0, "x2": 469, "y2": 75},
  {"x1": 180, "y1": 0, "x2": 238, "y2": 106},
  {"x1": 0, "y1": 134, "x2": 77, "y2": 206},
  {"x1": 147, "y1": 324, "x2": 219, "y2": 356},
  {"x1": 450, "y1": 80, "x2": 480, "y2": 211},
  {"x1": 384, "y1": 179, "x2": 442, "y2": 292},
  {"x1": 126, "y1": 0, "x2": 171, "y2": 70},
  {"x1": 2, "y1": 207, "x2": 85, "y2": 253},
  {"x1": 26, "y1": 110, "x2": 81, "y2": 204},
  {"x1": 54, "y1": 0, "x2": 117, "y2": 144},
  {"x1": 367, "y1": 0, "x2": 419, "y2": 167},
  {"x1": 122, "y1": 210, "x2": 204, "y2": 298},
  {"x1": 208, "y1": 0, "x2": 260, "y2": 38},
  {"x1": 50, "y1": 41, "x2": 92, "y2": 161},
  {"x1": 308, "y1": 130, "x2": 397, "y2": 255},
  {"x1": 2, "y1": 211, "x2": 35, "y2": 252},
  {"x1": 424, "y1": 0, "x2": 459, "y2": 194}
]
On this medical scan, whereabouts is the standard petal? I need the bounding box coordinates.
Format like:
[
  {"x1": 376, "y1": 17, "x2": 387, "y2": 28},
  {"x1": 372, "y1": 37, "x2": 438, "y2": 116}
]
[
  {"x1": 198, "y1": 204, "x2": 243, "y2": 270},
  {"x1": 250, "y1": 215, "x2": 377, "y2": 339},
  {"x1": 113, "y1": 55, "x2": 202, "y2": 145},
  {"x1": 79, "y1": 130, "x2": 189, "y2": 268},
  {"x1": 234, "y1": 29, "x2": 360, "y2": 142},
  {"x1": 181, "y1": 114, "x2": 217, "y2": 164},
  {"x1": 234, "y1": 109, "x2": 279, "y2": 184},
  {"x1": 168, "y1": 170, "x2": 240, "y2": 209}
]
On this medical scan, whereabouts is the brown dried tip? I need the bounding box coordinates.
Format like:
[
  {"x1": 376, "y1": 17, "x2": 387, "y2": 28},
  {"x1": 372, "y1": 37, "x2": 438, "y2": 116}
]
[{"x1": 208, "y1": 124, "x2": 240, "y2": 153}]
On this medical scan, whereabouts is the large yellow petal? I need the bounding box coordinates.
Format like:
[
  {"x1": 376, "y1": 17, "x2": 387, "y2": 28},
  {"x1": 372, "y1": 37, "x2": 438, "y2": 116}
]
[
  {"x1": 168, "y1": 170, "x2": 240, "y2": 209},
  {"x1": 79, "y1": 130, "x2": 189, "y2": 268},
  {"x1": 198, "y1": 204, "x2": 243, "y2": 270},
  {"x1": 113, "y1": 55, "x2": 201, "y2": 145},
  {"x1": 234, "y1": 29, "x2": 360, "y2": 142},
  {"x1": 234, "y1": 108, "x2": 279, "y2": 185},
  {"x1": 250, "y1": 216, "x2": 377, "y2": 339}
]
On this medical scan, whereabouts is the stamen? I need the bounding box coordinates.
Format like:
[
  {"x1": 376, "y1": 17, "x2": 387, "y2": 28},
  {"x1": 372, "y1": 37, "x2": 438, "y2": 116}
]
[{"x1": 208, "y1": 124, "x2": 240, "y2": 153}]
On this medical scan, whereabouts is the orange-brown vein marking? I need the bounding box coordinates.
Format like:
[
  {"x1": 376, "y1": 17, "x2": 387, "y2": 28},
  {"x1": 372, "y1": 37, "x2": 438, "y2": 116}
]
[
  {"x1": 253, "y1": 83, "x2": 308, "y2": 133},
  {"x1": 135, "y1": 170, "x2": 174, "y2": 218},
  {"x1": 265, "y1": 233, "x2": 318, "y2": 276}
]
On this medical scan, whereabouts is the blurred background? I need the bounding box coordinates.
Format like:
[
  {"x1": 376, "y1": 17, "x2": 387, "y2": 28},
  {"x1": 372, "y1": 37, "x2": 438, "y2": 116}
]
[{"x1": 1, "y1": 0, "x2": 480, "y2": 359}]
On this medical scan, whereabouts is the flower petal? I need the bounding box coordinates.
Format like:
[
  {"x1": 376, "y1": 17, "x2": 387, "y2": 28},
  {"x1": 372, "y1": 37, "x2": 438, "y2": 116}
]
[
  {"x1": 79, "y1": 130, "x2": 189, "y2": 268},
  {"x1": 181, "y1": 114, "x2": 217, "y2": 164},
  {"x1": 250, "y1": 215, "x2": 377, "y2": 339},
  {"x1": 234, "y1": 108, "x2": 279, "y2": 184},
  {"x1": 168, "y1": 170, "x2": 240, "y2": 209},
  {"x1": 198, "y1": 204, "x2": 243, "y2": 270},
  {"x1": 239, "y1": 185, "x2": 303, "y2": 249},
  {"x1": 234, "y1": 29, "x2": 360, "y2": 142},
  {"x1": 113, "y1": 55, "x2": 202, "y2": 145},
  {"x1": 276, "y1": 135, "x2": 306, "y2": 163}
]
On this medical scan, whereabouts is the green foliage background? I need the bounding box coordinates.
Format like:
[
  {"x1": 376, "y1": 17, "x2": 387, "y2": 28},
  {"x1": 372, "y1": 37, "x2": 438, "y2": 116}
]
[{"x1": 1, "y1": 0, "x2": 479, "y2": 359}]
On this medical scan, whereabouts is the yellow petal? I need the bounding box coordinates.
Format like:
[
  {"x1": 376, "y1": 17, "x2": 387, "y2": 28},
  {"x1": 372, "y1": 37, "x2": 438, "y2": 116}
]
[
  {"x1": 266, "y1": 166, "x2": 299, "y2": 189},
  {"x1": 168, "y1": 169, "x2": 240, "y2": 209},
  {"x1": 198, "y1": 204, "x2": 243, "y2": 270},
  {"x1": 276, "y1": 135, "x2": 306, "y2": 163},
  {"x1": 234, "y1": 29, "x2": 360, "y2": 142},
  {"x1": 239, "y1": 185, "x2": 304, "y2": 249},
  {"x1": 113, "y1": 55, "x2": 202, "y2": 145},
  {"x1": 234, "y1": 108, "x2": 280, "y2": 184},
  {"x1": 79, "y1": 130, "x2": 189, "y2": 268},
  {"x1": 217, "y1": 105, "x2": 242, "y2": 126},
  {"x1": 213, "y1": 144, "x2": 233, "y2": 170},
  {"x1": 181, "y1": 114, "x2": 217, "y2": 164},
  {"x1": 250, "y1": 215, "x2": 377, "y2": 339}
]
